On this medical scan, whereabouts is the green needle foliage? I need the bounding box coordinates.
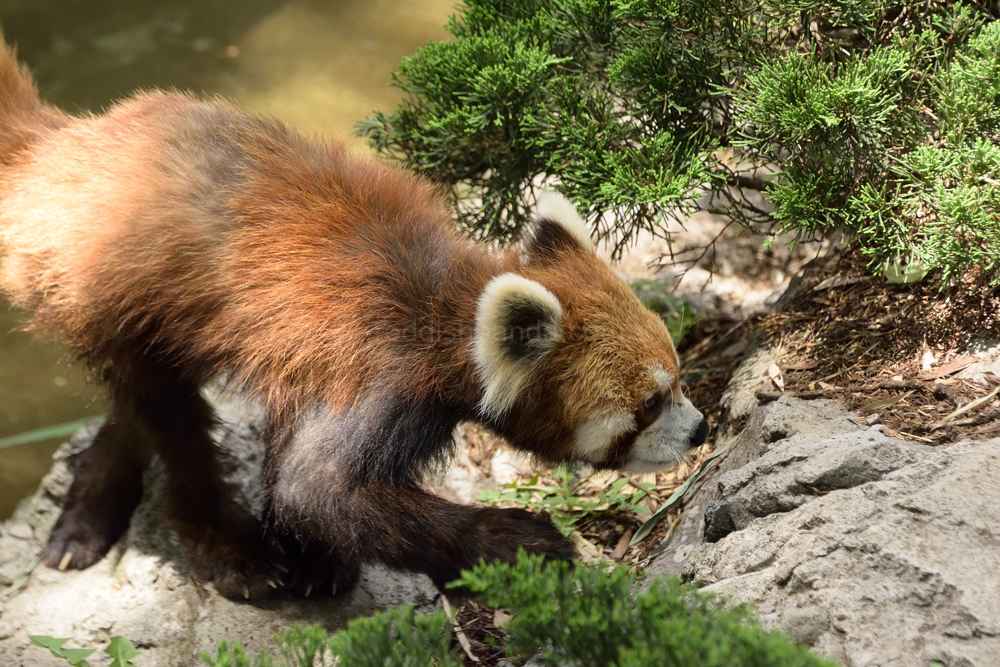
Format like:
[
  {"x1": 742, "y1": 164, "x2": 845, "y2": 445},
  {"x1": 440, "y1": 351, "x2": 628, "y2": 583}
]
[
  {"x1": 358, "y1": 0, "x2": 1000, "y2": 283},
  {"x1": 453, "y1": 553, "x2": 840, "y2": 666},
  {"x1": 203, "y1": 611, "x2": 461, "y2": 667},
  {"x1": 202, "y1": 554, "x2": 835, "y2": 667}
]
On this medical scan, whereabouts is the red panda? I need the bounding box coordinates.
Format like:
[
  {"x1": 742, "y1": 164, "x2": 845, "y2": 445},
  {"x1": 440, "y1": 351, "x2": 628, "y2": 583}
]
[{"x1": 0, "y1": 39, "x2": 707, "y2": 600}]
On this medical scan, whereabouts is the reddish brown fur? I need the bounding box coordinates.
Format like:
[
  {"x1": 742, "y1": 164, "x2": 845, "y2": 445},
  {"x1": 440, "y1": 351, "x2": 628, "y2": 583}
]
[{"x1": 0, "y1": 38, "x2": 694, "y2": 598}]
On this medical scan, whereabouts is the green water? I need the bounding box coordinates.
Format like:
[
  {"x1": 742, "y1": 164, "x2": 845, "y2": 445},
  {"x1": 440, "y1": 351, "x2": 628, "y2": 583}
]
[{"x1": 0, "y1": 0, "x2": 454, "y2": 518}]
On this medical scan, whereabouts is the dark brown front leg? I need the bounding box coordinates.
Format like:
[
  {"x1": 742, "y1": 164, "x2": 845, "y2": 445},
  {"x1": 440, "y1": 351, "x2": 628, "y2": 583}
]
[
  {"x1": 272, "y1": 480, "x2": 574, "y2": 591},
  {"x1": 136, "y1": 375, "x2": 282, "y2": 600},
  {"x1": 42, "y1": 410, "x2": 152, "y2": 571}
]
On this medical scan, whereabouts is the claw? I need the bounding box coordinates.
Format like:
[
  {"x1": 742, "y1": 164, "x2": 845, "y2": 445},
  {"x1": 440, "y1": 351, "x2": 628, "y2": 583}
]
[
  {"x1": 243, "y1": 585, "x2": 250, "y2": 600},
  {"x1": 267, "y1": 579, "x2": 278, "y2": 589},
  {"x1": 331, "y1": 581, "x2": 337, "y2": 596},
  {"x1": 58, "y1": 552, "x2": 73, "y2": 571},
  {"x1": 304, "y1": 582, "x2": 313, "y2": 598}
]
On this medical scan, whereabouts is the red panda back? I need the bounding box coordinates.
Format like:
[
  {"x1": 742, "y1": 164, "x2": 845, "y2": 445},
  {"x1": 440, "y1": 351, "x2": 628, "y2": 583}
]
[{"x1": 0, "y1": 90, "x2": 497, "y2": 416}]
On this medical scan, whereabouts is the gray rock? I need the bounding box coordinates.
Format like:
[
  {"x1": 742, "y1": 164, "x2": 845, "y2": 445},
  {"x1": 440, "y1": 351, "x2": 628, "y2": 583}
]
[
  {"x1": 648, "y1": 334, "x2": 1000, "y2": 667},
  {"x1": 685, "y1": 439, "x2": 1000, "y2": 667},
  {"x1": 0, "y1": 391, "x2": 439, "y2": 667},
  {"x1": 705, "y1": 401, "x2": 929, "y2": 541},
  {"x1": 647, "y1": 394, "x2": 864, "y2": 576},
  {"x1": 645, "y1": 350, "x2": 1000, "y2": 667}
]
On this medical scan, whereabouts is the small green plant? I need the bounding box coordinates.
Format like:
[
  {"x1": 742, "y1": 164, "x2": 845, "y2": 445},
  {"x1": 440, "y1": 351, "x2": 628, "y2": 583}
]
[
  {"x1": 30, "y1": 635, "x2": 139, "y2": 667},
  {"x1": 476, "y1": 465, "x2": 650, "y2": 536},
  {"x1": 202, "y1": 625, "x2": 340, "y2": 667}
]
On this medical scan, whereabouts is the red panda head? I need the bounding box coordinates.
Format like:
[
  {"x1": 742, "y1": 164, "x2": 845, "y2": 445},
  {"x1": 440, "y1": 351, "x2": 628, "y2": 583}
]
[{"x1": 472, "y1": 192, "x2": 708, "y2": 472}]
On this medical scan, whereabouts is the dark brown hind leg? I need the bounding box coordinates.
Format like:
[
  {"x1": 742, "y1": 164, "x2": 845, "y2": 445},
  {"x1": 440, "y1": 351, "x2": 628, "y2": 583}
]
[
  {"x1": 42, "y1": 405, "x2": 153, "y2": 571},
  {"x1": 260, "y1": 422, "x2": 360, "y2": 599},
  {"x1": 132, "y1": 363, "x2": 283, "y2": 600}
]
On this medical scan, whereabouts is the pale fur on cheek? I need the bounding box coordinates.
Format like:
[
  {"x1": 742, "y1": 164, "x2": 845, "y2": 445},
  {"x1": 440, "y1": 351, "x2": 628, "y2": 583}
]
[{"x1": 573, "y1": 410, "x2": 635, "y2": 459}]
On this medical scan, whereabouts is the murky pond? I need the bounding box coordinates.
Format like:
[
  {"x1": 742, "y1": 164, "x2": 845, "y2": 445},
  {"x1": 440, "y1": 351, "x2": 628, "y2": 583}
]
[{"x1": 0, "y1": 0, "x2": 454, "y2": 518}]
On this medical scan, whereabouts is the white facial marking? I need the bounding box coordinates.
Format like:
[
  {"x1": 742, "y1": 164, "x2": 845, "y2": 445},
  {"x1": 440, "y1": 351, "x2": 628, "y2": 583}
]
[
  {"x1": 572, "y1": 363, "x2": 701, "y2": 472},
  {"x1": 535, "y1": 190, "x2": 595, "y2": 253},
  {"x1": 473, "y1": 273, "x2": 563, "y2": 417},
  {"x1": 624, "y1": 396, "x2": 704, "y2": 473},
  {"x1": 651, "y1": 365, "x2": 675, "y2": 395},
  {"x1": 574, "y1": 410, "x2": 635, "y2": 459}
]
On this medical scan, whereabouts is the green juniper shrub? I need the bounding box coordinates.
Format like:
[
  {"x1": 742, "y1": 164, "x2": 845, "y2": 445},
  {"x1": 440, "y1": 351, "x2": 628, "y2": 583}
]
[
  {"x1": 452, "y1": 552, "x2": 838, "y2": 667},
  {"x1": 202, "y1": 608, "x2": 461, "y2": 667},
  {"x1": 202, "y1": 553, "x2": 837, "y2": 667},
  {"x1": 358, "y1": 0, "x2": 1000, "y2": 283}
]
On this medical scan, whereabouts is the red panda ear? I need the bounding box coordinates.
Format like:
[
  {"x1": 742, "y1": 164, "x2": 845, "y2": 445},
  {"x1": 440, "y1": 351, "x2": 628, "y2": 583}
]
[
  {"x1": 523, "y1": 191, "x2": 596, "y2": 258},
  {"x1": 473, "y1": 273, "x2": 563, "y2": 416}
]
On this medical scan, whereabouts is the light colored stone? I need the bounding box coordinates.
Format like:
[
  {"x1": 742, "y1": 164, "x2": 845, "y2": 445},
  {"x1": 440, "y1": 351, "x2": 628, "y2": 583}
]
[
  {"x1": 703, "y1": 401, "x2": 928, "y2": 541},
  {"x1": 0, "y1": 393, "x2": 438, "y2": 666},
  {"x1": 3, "y1": 522, "x2": 31, "y2": 542}
]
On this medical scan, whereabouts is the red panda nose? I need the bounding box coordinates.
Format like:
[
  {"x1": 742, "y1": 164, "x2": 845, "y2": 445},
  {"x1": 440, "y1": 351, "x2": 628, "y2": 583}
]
[{"x1": 690, "y1": 416, "x2": 709, "y2": 448}]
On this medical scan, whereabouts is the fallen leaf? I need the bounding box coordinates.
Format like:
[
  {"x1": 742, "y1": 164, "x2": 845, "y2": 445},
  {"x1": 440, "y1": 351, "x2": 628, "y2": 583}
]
[
  {"x1": 932, "y1": 384, "x2": 1000, "y2": 430},
  {"x1": 493, "y1": 609, "x2": 513, "y2": 629},
  {"x1": 768, "y1": 363, "x2": 784, "y2": 391},
  {"x1": 859, "y1": 391, "x2": 913, "y2": 414},
  {"x1": 570, "y1": 531, "x2": 606, "y2": 564},
  {"x1": 441, "y1": 595, "x2": 479, "y2": 663},
  {"x1": 919, "y1": 356, "x2": 978, "y2": 380},
  {"x1": 612, "y1": 530, "x2": 632, "y2": 560}
]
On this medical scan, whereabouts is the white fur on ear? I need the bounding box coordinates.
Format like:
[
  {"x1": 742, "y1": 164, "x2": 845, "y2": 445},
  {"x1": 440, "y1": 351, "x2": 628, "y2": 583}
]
[
  {"x1": 473, "y1": 273, "x2": 563, "y2": 417},
  {"x1": 535, "y1": 190, "x2": 595, "y2": 253}
]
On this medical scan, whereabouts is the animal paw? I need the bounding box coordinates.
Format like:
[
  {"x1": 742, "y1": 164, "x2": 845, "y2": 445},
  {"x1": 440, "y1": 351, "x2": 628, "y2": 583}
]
[
  {"x1": 41, "y1": 509, "x2": 127, "y2": 571},
  {"x1": 171, "y1": 517, "x2": 289, "y2": 601},
  {"x1": 279, "y1": 539, "x2": 359, "y2": 599},
  {"x1": 210, "y1": 555, "x2": 288, "y2": 601}
]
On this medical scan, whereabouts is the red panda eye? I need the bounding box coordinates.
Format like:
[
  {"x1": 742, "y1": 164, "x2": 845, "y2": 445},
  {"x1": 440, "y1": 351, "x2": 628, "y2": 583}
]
[{"x1": 641, "y1": 393, "x2": 664, "y2": 417}]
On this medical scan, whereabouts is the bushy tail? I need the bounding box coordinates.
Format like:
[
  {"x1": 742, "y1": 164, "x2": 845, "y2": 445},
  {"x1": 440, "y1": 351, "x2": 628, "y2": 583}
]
[{"x1": 0, "y1": 36, "x2": 67, "y2": 166}]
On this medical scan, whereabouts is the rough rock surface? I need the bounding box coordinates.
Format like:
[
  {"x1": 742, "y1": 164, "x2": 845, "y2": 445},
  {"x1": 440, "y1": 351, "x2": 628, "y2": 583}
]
[
  {"x1": 0, "y1": 393, "x2": 440, "y2": 666},
  {"x1": 654, "y1": 393, "x2": 1000, "y2": 667}
]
